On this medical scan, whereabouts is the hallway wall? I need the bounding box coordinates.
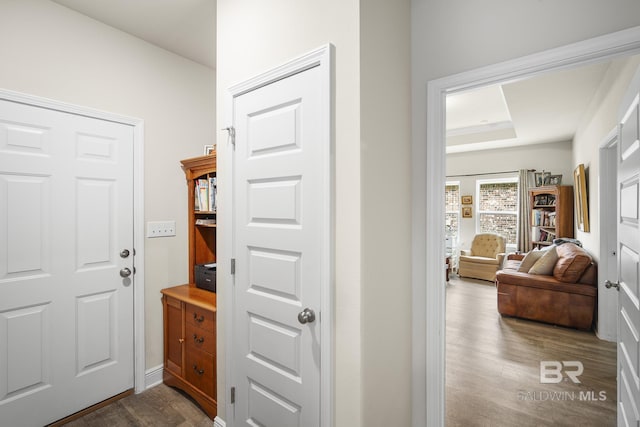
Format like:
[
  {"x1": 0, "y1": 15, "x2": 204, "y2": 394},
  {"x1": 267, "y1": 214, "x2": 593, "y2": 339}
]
[{"x1": 0, "y1": 0, "x2": 216, "y2": 372}]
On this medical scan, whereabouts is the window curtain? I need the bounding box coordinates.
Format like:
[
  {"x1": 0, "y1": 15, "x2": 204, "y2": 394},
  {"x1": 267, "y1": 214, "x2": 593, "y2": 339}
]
[{"x1": 517, "y1": 169, "x2": 533, "y2": 252}]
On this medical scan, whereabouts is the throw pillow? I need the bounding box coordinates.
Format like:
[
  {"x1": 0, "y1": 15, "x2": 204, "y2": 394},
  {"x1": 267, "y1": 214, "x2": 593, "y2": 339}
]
[
  {"x1": 528, "y1": 246, "x2": 559, "y2": 275},
  {"x1": 553, "y1": 243, "x2": 593, "y2": 283},
  {"x1": 517, "y1": 250, "x2": 545, "y2": 272}
]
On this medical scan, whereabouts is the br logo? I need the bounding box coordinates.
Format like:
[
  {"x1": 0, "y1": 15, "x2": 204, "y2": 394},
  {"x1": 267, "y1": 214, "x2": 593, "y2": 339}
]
[{"x1": 540, "y1": 361, "x2": 583, "y2": 384}]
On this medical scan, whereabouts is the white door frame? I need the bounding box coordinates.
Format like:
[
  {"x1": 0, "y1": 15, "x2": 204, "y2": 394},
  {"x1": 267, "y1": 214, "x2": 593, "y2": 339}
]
[
  {"x1": 0, "y1": 89, "x2": 146, "y2": 394},
  {"x1": 598, "y1": 127, "x2": 619, "y2": 342},
  {"x1": 221, "y1": 44, "x2": 334, "y2": 427},
  {"x1": 415, "y1": 27, "x2": 640, "y2": 426}
]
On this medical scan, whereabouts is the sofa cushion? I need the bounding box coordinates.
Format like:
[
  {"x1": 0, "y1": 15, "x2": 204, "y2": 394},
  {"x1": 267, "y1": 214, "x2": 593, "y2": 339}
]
[
  {"x1": 503, "y1": 260, "x2": 522, "y2": 272},
  {"x1": 553, "y1": 243, "x2": 593, "y2": 283},
  {"x1": 459, "y1": 255, "x2": 501, "y2": 265},
  {"x1": 529, "y1": 246, "x2": 558, "y2": 275},
  {"x1": 517, "y1": 250, "x2": 545, "y2": 272}
]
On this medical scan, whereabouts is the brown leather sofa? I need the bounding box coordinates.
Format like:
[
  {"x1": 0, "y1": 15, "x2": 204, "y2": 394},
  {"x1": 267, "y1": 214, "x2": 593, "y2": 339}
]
[{"x1": 495, "y1": 243, "x2": 597, "y2": 330}]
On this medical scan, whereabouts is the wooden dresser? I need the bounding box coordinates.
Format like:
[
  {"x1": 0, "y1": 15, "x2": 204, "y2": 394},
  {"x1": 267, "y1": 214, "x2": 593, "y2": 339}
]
[{"x1": 161, "y1": 284, "x2": 217, "y2": 418}]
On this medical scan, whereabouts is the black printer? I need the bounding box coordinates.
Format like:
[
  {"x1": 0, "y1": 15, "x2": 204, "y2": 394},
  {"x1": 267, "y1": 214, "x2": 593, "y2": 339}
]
[{"x1": 194, "y1": 263, "x2": 216, "y2": 292}]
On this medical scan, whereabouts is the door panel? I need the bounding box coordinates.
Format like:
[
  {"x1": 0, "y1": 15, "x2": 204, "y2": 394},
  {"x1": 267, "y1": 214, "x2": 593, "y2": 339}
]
[
  {"x1": 0, "y1": 303, "x2": 51, "y2": 401},
  {"x1": 76, "y1": 290, "x2": 117, "y2": 374},
  {"x1": 233, "y1": 65, "x2": 324, "y2": 427},
  {"x1": 2, "y1": 175, "x2": 51, "y2": 277},
  {"x1": 617, "y1": 70, "x2": 640, "y2": 427},
  {"x1": 0, "y1": 99, "x2": 134, "y2": 426}
]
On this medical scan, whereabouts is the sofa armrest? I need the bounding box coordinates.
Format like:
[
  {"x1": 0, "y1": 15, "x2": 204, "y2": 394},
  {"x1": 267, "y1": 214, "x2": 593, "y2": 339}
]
[
  {"x1": 507, "y1": 253, "x2": 525, "y2": 261},
  {"x1": 497, "y1": 252, "x2": 506, "y2": 268},
  {"x1": 460, "y1": 249, "x2": 471, "y2": 256}
]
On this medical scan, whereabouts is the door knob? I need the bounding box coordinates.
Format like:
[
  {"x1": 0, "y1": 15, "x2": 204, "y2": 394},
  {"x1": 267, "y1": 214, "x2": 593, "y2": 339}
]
[
  {"x1": 605, "y1": 280, "x2": 620, "y2": 291},
  {"x1": 298, "y1": 308, "x2": 316, "y2": 324},
  {"x1": 120, "y1": 249, "x2": 130, "y2": 258},
  {"x1": 120, "y1": 268, "x2": 132, "y2": 278}
]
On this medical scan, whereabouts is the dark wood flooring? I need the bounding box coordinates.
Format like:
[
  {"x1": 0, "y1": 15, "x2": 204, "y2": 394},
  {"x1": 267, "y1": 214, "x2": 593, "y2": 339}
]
[
  {"x1": 60, "y1": 276, "x2": 616, "y2": 426},
  {"x1": 446, "y1": 277, "x2": 617, "y2": 427},
  {"x1": 61, "y1": 383, "x2": 214, "y2": 427}
]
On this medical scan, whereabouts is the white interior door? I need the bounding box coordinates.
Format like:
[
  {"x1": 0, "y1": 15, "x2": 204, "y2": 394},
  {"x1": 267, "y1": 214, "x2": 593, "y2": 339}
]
[
  {"x1": 0, "y1": 98, "x2": 135, "y2": 426},
  {"x1": 616, "y1": 67, "x2": 640, "y2": 427},
  {"x1": 231, "y1": 61, "x2": 329, "y2": 427}
]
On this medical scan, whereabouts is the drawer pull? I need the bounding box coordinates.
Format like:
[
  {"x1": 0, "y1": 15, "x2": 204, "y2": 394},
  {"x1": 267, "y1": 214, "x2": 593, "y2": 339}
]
[
  {"x1": 178, "y1": 338, "x2": 184, "y2": 344},
  {"x1": 193, "y1": 364, "x2": 205, "y2": 376},
  {"x1": 193, "y1": 334, "x2": 205, "y2": 344},
  {"x1": 193, "y1": 313, "x2": 205, "y2": 323}
]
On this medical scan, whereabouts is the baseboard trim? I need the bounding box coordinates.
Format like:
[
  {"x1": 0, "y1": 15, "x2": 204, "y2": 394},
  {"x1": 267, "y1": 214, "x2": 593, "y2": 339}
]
[
  {"x1": 144, "y1": 364, "x2": 164, "y2": 391},
  {"x1": 214, "y1": 416, "x2": 226, "y2": 427}
]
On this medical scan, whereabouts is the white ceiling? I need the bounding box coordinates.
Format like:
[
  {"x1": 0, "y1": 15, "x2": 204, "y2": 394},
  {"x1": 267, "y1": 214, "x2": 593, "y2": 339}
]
[
  {"x1": 52, "y1": 0, "x2": 216, "y2": 69},
  {"x1": 49, "y1": 1, "x2": 628, "y2": 154},
  {"x1": 446, "y1": 61, "x2": 614, "y2": 153}
]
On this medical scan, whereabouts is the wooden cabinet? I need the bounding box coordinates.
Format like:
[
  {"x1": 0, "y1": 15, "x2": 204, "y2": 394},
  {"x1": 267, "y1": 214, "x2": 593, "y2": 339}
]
[
  {"x1": 161, "y1": 153, "x2": 217, "y2": 419},
  {"x1": 161, "y1": 285, "x2": 217, "y2": 418},
  {"x1": 529, "y1": 185, "x2": 574, "y2": 250}
]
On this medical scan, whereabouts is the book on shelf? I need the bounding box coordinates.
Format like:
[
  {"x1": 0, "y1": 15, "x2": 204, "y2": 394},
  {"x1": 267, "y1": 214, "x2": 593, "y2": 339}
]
[
  {"x1": 532, "y1": 209, "x2": 558, "y2": 227},
  {"x1": 531, "y1": 226, "x2": 556, "y2": 243},
  {"x1": 195, "y1": 218, "x2": 217, "y2": 226},
  {"x1": 195, "y1": 176, "x2": 217, "y2": 212},
  {"x1": 532, "y1": 226, "x2": 540, "y2": 241}
]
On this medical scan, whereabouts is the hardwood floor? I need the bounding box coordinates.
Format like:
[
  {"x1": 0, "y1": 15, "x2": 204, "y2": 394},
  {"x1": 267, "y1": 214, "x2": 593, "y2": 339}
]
[
  {"x1": 446, "y1": 277, "x2": 617, "y2": 427},
  {"x1": 60, "y1": 383, "x2": 214, "y2": 427},
  {"x1": 55, "y1": 277, "x2": 616, "y2": 426}
]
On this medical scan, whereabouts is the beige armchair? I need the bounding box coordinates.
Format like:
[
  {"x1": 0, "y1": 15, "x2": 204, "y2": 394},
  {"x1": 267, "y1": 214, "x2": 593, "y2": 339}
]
[{"x1": 458, "y1": 233, "x2": 506, "y2": 281}]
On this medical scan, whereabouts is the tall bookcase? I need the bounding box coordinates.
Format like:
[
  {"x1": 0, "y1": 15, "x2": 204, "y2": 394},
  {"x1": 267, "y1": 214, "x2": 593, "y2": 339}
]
[
  {"x1": 529, "y1": 185, "x2": 574, "y2": 250},
  {"x1": 160, "y1": 153, "x2": 217, "y2": 419},
  {"x1": 180, "y1": 153, "x2": 217, "y2": 283}
]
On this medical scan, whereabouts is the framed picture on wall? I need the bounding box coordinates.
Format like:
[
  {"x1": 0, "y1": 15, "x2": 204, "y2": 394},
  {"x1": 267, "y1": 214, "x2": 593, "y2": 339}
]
[
  {"x1": 574, "y1": 164, "x2": 590, "y2": 232},
  {"x1": 461, "y1": 195, "x2": 473, "y2": 205},
  {"x1": 462, "y1": 206, "x2": 472, "y2": 218}
]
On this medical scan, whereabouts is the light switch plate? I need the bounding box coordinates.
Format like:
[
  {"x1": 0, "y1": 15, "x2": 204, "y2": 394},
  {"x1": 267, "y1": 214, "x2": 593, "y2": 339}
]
[{"x1": 147, "y1": 220, "x2": 176, "y2": 238}]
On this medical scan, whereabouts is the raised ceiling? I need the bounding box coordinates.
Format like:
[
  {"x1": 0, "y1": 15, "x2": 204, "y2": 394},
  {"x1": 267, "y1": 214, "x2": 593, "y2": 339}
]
[{"x1": 446, "y1": 61, "x2": 614, "y2": 153}]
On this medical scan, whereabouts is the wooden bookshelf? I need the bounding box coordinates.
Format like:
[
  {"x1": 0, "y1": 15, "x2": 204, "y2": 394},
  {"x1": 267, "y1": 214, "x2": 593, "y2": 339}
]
[{"x1": 530, "y1": 185, "x2": 573, "y2": 250}]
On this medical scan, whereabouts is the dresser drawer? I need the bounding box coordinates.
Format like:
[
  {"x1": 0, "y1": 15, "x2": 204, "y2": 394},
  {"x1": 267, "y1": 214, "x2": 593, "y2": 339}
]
[
  {"x1": 186, "y1": 349, "x2": 215, "y2": 399},
  {"x1": 185, "y1": 303, "x2": 215, "y2": 332},
  {"x1": 186, "y1": 321, "x2": 215, "y2": 355}
]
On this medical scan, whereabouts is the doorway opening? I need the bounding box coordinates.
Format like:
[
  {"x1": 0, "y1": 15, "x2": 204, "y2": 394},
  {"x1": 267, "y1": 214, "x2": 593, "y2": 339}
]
[{"x1": 414, "y1": 27, "x2": 640, "y2": 426}]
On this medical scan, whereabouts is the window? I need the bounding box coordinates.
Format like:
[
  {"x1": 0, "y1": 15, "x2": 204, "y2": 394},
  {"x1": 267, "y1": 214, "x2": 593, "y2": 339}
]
[
  {"x1": 445, "y1": 182, "x2": 460, "y2": 239},
  {"x1": 476, "y1": 178, "x2": 518, "y2": 244}
]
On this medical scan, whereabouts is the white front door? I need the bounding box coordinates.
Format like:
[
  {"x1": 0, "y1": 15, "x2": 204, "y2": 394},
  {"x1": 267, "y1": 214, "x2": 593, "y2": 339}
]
[
  {"x1": 231, "y1": 54, "x2": 331, "y2": 426},
  {"x1": 616, "y1": 66, "x2": 640, "y2": 427},
  {"x1": 0, "y1": 98, "x2": 135, "y2": 426}
]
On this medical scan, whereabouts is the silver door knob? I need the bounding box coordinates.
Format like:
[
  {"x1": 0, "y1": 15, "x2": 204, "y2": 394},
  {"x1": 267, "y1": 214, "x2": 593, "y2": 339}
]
[
  {"x1": 120, "y1": 268, "x2": 132, "y2": 278},
  {"x1": 298, "y1": 308, "x2": 316, "y2": 324},
  {"x1": 605, "y1": 280, "x2": 620, "y2": 291},
  {"x1": 120, "y1": 249, "x2": 130, "y2": 258}
]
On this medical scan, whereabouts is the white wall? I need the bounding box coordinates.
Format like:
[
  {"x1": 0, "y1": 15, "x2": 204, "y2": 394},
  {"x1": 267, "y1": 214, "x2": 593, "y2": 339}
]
[
  {"x1": 360, "y1": 1, "x2": 412, "y2": 426},
  {"x1": 0, "y1": 0, "x2": 216, "y2": 370},
  {"x1": 572, "y1": 54, "x2": 640, "y2": 340},
  {"x1": 573, "y1": 55, "x2": 640, "y2": 257},
  {"x1": 447, "y1": 142, "x2": 573, "y2": 251},
  {"x1": 216, "y1": 1, "x2": 411, "y2": 425}
]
